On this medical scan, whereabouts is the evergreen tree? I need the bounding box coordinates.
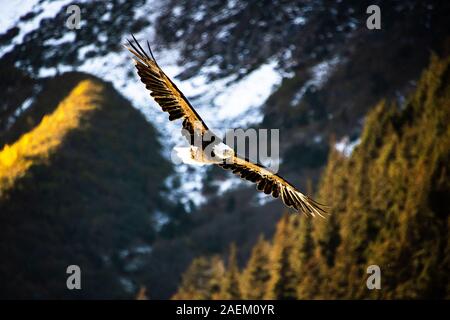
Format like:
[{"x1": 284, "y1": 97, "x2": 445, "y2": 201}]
[
  {"x1": 135, "y1": 286, "x2": 148, "y2": 300},
  {"x1": 172, "y1": 255, "x2": 225, "y2": 300},
  {"x1": 240, "y1": 235, "x2": 271, "y2": 299},
  {"x1": 296, "y1": 216, "x2": 324, "y2": 299},
  {"x1": 364, "y1": 55, "x2": 450, "y2": 298},
  {"x1": 220, "y1": 243, "x2": 242, "y2": 299},
  {"x1": 265, "y1": 214, "x2": 300, "y2": 299}
]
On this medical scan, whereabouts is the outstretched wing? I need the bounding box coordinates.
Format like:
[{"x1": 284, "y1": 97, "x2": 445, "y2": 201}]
[
  {"x1": 218, "y1": 156, "x2": 327, "y2": 217},
  {"x1": 125, "y1": 35, "x2": 209, "y2": 141}
]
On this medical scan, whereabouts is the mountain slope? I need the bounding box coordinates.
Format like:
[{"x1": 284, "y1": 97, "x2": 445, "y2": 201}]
[
  {"x1": 0, "y1": 74, "x2": 171, "y2": 298},
  {"x1": 1, "y1": 0, "x2": 449, "y2": 299}
]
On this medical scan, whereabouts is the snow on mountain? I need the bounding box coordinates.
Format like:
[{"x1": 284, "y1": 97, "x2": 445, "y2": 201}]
[
  {"x1": 0, "y1": 0, "x2": 283, "y2": 210},
  {"x1": 335, "y1": 136, "x2": 361, "y2": 157},
  {"x1": 0, "y1": 0, "x2": 41, "y2": 33},
  {"x1": 0, "y1": 0, "x2": 75, "y2": 57},
  {"x1": 291, "y1": 56, "x2": 340, "y2": 106}
]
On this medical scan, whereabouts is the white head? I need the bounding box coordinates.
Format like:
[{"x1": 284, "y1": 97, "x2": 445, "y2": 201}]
[{"x1": 213, "y1": 143, "x2": 234, "y2": 159}]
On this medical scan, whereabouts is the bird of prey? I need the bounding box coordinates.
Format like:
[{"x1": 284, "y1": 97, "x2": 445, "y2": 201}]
[{"x1": 125, "y1": 35, "x2": 327, "y2": 217}]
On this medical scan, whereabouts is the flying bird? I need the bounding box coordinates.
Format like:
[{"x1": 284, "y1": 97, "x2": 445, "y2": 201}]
[{"x1": 125, "y1": 35, "x2": 327, "y2": 217}]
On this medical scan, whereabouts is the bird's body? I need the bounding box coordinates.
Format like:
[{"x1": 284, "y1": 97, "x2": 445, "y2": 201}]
[
  {"x1": 174, "y1": 142, "x2": 233, "y2": 165},
  {"x1": 126, "y1": 35, "x2": 327, "y2": 217}
]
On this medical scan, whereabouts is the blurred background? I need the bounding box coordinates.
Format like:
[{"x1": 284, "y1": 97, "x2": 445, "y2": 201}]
[{"x1": 0, "y1": 0, "x2": 449, "y2": 299}]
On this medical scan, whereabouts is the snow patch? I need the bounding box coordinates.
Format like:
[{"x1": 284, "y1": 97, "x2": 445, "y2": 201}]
[
  {"x1": 313, "y1": 135, "x2": 323, "y2": 144},
  {"x1": 212, "y1": 176, "x2": 245, "y2": 196},
  {"x1": 43, "y1": 31, "x2": 76, "y2": 46},
  {"x1": 254, "y1": 192, "x2": 276, "y2": 206},
  {"x1": 293, "y1": 16, "x2": 306, "y2": 25},
  {"x1": 214, "y1": 60, "x2": 282, "y2": 127},
  {"x1": 153, "y1": 211, "x2": 170, "y2": 231},
  {"x1": 0, "y1": 0, "x2": 76, "y2": 57},
  {"x1": 291, "y1": 56, "x2": 340, "y2": 106},
  {"x1": 0, "y1": 0, "x2": 40, "y2": 33},
  {"x1": 6, "y1": 83, "x2": 43, "y2": 130},
  {"x1": 335, "y1": 136, "x2": 361, "y2": 157}
]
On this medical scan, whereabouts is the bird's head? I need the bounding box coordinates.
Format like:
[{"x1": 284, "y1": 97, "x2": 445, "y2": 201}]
[{"x1": 213, "y1": 143, "x2": 234, "y2": 159}]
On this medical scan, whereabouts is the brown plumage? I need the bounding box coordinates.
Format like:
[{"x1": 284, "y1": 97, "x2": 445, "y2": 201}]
[
  {"x1": 218, "y1": 156, "x2": 327, "y2": 217},
  {"x1": 125, "y1": 35, "x2": 328, "y2": 217},
  {"x1": 126, "y1": 35, "x2": 209, "y2": 142}
]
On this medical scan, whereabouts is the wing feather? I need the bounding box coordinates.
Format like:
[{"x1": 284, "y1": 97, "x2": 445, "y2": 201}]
[
  {"x1": 218, "y1": 155, "x2": 327, "y2": 217},
  {"x1": 126, "y1": 35, "x2": 208, "y2": 141}
]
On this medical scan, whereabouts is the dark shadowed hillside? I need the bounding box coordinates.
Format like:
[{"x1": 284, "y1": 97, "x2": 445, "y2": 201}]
[{"x1": 0, "y1": 74, "x2": 171, "y2": 298}]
